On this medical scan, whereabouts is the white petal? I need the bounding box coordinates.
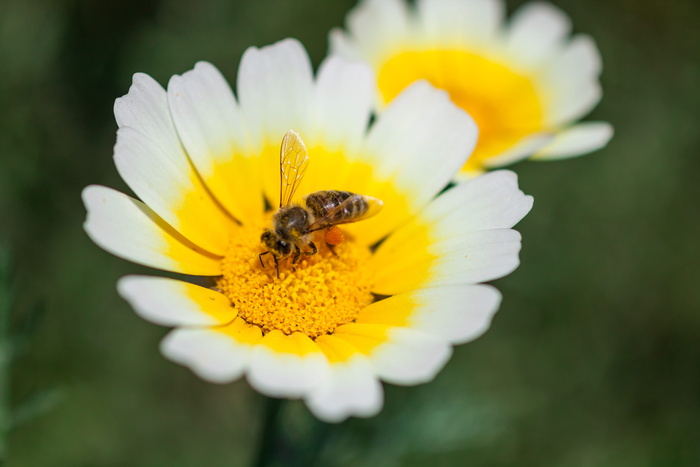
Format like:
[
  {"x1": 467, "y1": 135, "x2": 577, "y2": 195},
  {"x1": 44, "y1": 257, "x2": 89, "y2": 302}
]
[
  {"x1": 113, "y1": 73, "x2": 182, "y2": 160},
  {"x1": 362, "y1": 81, "x2": 477, "y2": 236},
  {"x1": 113, "y1": 74, "x2": 234, "y2": 254},
  {"x1": 306, "y1": 359, "x2": 383, "y2": 423},
  {"x1": 543, "y1": 35, "x2": 602, "y2": 87},
  {"x1": 82, "y1": 185, "x2": 221, "y2": 275},
  {"x1": 430, "y1": 170, "x2": 532, "y2": 230},
  {"x1": 546, "y1": 79, "x2": 602, "y2": 127},
  {"x1": 430, "y1": 229, "x2": 523, "y2": 283},
  {"x1": 416, "y1": 0, "x2": 505, "y2": 47},
  {"x1": 113, "y1": 127, "x2": 233, "y2": 255},
  {"x1": 328, "y1": 28, "x2": 362, "y2": 61},
  {"x1": 237, "y1": 38, "x2": 315, "y2": 148},
  {"x1": 532, "y1": 121, "x2": 613, "y2": 160},
  {"x1": 373, "y1": 229, "x2": 523, "y2": 295},
  {"x1": 160, "y1": 326, "x2": 253, "y2": 384},
  {"x1": 167, "y1": 62, "x2": 264, "y2": 223},
  {"x1": 312, "y1": 56, "x2": 374, "y2": 153},
  {"x1": 505, "y1": 2, "x2": 572, "y2": 69},
  {"x1": 374, "y1": 328, "x2": 451, "y2": 384},
  {"x1": 375, "y1": 170, "x2": 531, "y2": 258},
  {"x1": 371, "y1": 171, "x2": 530, "y2": 295},
  {"x1": 343, "y1": 0, "x2": 411, "y2": 63},
  {"x1": 306, "y1": 336, "x2": 383, "y2": 423},
  {"x1": 481, "y1": 132, "x2": 554, "y2": 169},
  {"x1": 168, "y1": 62, "x2": 249, "y2": 161},
  {"x1": 359, "y1": 285, "x2": 502, "y2": 345},
  {"x1": 336, "y1": 324, "x2": 452, "y2": 385},
  {"x1": 415, "y1": 285, "x2": 501, "y2": 344},
  {"x1": 246, "y1": 331, "x2": 329, "y2": 398},
  {"x1": 541, "y1": 36, "x2": 604, "y2": 126},
  {"x1": 117, "y1": 275, "x2": 235, "y2": 327}
]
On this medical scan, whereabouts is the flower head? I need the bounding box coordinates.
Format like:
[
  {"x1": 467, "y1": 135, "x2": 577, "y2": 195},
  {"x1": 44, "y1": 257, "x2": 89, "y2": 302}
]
[
  {"x1": 82, "y1": 39, "x2": 532, "y2": 422},
  {"x1": 331, "y1": 0, "x2": 614, "y2": 177}
]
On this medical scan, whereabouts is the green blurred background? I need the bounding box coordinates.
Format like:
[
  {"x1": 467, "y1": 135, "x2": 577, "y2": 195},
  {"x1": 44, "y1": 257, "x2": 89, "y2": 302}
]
[{"x1": 1, "y1": 0, "x2": 699, "y2": 465}]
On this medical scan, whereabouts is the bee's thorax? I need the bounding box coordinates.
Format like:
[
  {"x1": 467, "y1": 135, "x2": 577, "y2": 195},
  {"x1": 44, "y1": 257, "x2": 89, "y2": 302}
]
[{"x1": 273, "y1": 205, "x2": 310, "y2": 239}]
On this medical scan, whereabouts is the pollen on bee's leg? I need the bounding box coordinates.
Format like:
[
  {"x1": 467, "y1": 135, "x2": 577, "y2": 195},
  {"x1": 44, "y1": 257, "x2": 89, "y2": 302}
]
[{"x1": 325, "y1": 226, "x2": 345, "y2": 246}]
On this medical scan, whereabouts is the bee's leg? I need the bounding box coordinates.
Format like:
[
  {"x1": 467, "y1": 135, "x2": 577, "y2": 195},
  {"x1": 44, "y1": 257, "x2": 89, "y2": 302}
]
[
  {"x1": 259, "y1": 251, "x2": 269, "y2": 268},
  {"x1": 292, "y1": 245, "x2": 302, "y2": 264},
  {"x1": 326, "y1": 243, "x2": 338, "y2": 256},
  {"x1": 304, "y1": 241, "x2": 318, "y2": 256}
]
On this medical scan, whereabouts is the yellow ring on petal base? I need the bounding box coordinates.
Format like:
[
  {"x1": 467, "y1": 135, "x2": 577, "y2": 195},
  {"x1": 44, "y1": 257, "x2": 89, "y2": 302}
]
[
  {"x1": 216, "y1": 218, "x2": 375, "y2": 339},
  {"x1": 377, "y1": 50, "x2": 545, "y2": 172}
]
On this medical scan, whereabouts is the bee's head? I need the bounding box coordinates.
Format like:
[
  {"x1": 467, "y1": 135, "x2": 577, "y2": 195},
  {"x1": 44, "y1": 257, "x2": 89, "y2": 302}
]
[{"x1": 261, "y1": 229, "x2": 292, "y2": 257}]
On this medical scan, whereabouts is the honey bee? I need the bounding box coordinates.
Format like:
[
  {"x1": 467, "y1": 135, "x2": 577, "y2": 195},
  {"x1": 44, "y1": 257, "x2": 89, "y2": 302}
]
[{"x1": 259, "y1": 130, "x2": 383, "y2": 277}]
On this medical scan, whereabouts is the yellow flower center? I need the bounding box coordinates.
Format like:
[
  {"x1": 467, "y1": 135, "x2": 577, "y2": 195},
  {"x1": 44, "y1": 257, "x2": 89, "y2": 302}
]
[
  {"x1": 376, "y1": 49, "x2": 545, "y2": 172},
  {"x1": 216, "y1": 218, "x2": 375, "y2": 339}
]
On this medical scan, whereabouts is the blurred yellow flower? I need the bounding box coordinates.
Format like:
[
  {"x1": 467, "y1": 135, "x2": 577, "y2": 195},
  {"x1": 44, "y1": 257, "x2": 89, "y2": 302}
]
[
  {"x1": 331, "y1": 0, "x2": 614, "y2": 177},
  {"x1": 82, "y1": 39, "x2": 532, "y2": 422}
]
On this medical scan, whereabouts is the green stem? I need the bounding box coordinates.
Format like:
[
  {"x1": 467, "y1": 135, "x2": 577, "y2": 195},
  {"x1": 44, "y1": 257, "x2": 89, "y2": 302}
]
[{"x1": 252, "y1": 397, "x2": 284, "y2": 467}]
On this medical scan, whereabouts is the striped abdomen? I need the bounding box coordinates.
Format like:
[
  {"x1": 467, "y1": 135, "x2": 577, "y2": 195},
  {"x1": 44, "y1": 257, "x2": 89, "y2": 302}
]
[{"x1": 304, "y1": 190, "x2": 369, "y2": 226}]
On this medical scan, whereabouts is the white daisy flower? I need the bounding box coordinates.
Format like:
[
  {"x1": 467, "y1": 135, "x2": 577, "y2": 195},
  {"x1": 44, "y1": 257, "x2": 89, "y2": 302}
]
[
  {"x1": 330, "y1": 0, "x2": 614, "y2": 177},
  {"x1": 82, "y1": 38, "x2": 533, "y2": 422}
]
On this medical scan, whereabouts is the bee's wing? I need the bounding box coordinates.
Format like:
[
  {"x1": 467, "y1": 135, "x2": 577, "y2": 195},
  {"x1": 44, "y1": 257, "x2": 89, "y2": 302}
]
[
  {"x1": 279, "y1": 130, "x2": 309, "y2": 207},
  {"x1": 308, "y1": 195, "x2": 384, "y2": 231}
]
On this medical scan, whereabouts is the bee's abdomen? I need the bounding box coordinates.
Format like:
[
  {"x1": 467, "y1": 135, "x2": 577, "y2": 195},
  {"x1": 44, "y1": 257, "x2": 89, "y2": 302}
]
[{"x1": 305, "y1": 190, "x2": 368, "y2": 224}]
